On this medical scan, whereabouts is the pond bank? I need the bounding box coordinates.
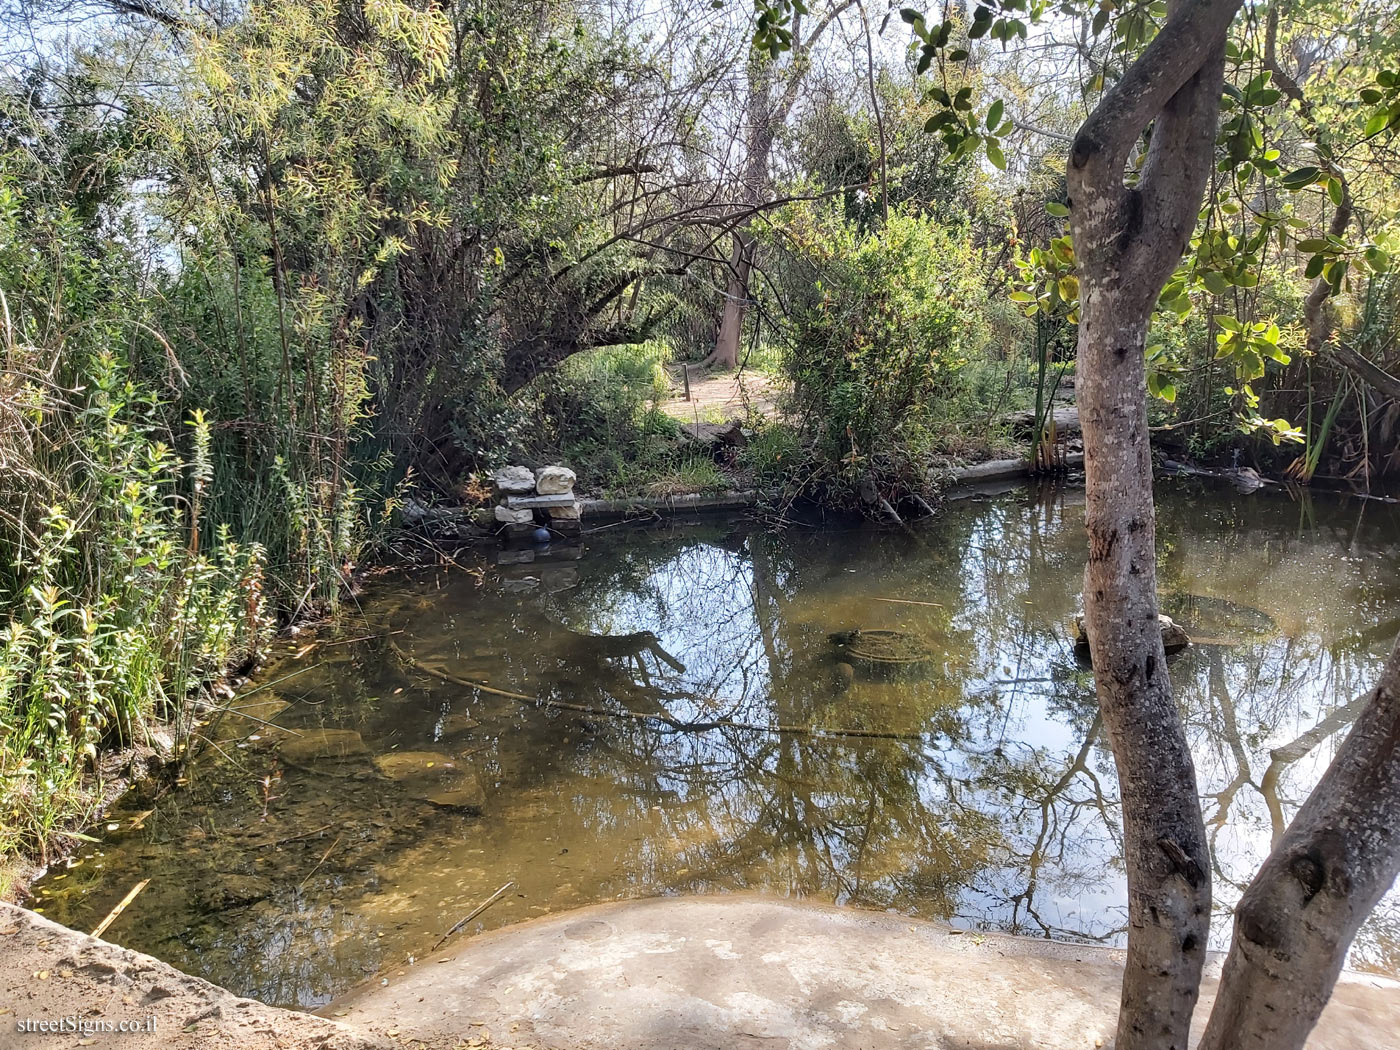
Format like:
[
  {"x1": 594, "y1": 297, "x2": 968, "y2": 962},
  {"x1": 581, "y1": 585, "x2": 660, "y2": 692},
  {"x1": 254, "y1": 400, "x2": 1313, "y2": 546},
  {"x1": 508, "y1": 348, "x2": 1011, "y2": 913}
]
[
  {"x1": 328, "y1": 895, "x2": 1400, "y2": 1050},
  {"x1": 0, "y1": 901, "x2": 385, "y2": 1049},
  {"x1": 7, "y1": 895, "x2": 1399, "y2": 1050}
]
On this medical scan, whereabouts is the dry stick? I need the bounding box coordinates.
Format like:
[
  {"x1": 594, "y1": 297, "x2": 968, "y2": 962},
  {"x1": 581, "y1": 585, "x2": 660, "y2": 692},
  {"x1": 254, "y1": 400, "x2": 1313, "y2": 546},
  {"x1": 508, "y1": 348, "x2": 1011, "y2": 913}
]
[
  {"x1": 433, "y1": 881, "x2": 515, "y2": 951},
  {"x1": 193, "y1": 699, "x2": 303, "y2": 736},
  {"x1": 317, "y1": 630, "x2": 404, "y2": 648},
  {"x1": 391, "y1": 642, "x2": 924, "y2": 742},
  {"x1": 200, "y1": 662, "x2": 325, "y2": 741},
  {"x1": 91, "y1": 879, "x2": 151, "y2": 939},
  {"x1": 872, "y1": 597, "x2": 944, "y2": 608},
  {"x1": 298, "y1": 833, "x2": 344, "y2": 889},
  {"x1": 251, "y1": 822, "x2": 336, "y2": 851}
]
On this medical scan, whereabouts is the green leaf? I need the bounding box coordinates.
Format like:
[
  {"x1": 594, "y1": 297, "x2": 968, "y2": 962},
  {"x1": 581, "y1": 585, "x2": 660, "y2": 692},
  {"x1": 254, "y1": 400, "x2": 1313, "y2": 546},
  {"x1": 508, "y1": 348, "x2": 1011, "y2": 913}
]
[
  {"x1": 985, "y1": 137, "x2": 1006, "y2": 170},
  {"x1": 1202, "y1": 271, "x2": 1230, "y2": 295},
  {"x1": 1304, "y1": 253, "x2": 1326, "y2": 279},
  {"x1": 1278, "y1": 165, "x2": 1320, "y2": 190},
  {"x1": 986, "y1": 99, "x2": 1004, "y2": 131},
  {"x1": 1045, "y1": 201, "x2": 1069, "y2": 217},
  {"x1": 1327, "y1": 178, "x2": 1345, "y2": 207}
]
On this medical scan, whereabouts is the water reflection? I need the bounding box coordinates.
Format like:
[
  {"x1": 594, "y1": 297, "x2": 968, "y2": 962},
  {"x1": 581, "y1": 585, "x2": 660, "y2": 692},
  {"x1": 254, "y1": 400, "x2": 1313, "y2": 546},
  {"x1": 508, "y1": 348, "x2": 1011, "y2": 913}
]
[{"x1": 30, "y1": 479, "x2": 1400, "y2": 1006}]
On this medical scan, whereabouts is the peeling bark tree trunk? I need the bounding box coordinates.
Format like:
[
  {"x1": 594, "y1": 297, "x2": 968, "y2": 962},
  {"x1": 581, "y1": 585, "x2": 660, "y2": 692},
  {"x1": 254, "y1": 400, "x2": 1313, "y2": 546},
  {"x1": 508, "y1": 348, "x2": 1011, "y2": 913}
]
[
  {"x1": 1066, "y1": 1, "x2": 1243, "y2": 1046},
  {"x1": 1199, "y1": 634, "x2": 1400, "y2": 1050}
]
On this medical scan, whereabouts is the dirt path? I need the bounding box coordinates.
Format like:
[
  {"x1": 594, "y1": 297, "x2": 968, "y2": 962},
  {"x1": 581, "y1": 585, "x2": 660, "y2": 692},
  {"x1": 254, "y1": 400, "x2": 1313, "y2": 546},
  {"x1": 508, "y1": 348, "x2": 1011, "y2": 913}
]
[{"x1": 658, "y1": 365, "x2": 783, "y2": 424}]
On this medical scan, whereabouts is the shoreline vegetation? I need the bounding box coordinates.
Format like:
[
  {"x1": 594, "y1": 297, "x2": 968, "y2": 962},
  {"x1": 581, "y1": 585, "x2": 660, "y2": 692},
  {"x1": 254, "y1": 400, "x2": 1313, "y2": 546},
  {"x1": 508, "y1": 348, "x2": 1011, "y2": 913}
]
[{"x1": 3, "y1": 0, "x2": 1399, "y2": 905}]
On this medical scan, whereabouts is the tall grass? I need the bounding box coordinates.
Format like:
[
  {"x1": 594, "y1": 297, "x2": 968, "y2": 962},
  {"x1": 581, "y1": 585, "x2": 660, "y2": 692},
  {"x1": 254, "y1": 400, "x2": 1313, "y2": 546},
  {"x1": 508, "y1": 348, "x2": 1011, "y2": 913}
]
[{"x1": 0, "y1": 176, "x2": 372, "y2": 881}]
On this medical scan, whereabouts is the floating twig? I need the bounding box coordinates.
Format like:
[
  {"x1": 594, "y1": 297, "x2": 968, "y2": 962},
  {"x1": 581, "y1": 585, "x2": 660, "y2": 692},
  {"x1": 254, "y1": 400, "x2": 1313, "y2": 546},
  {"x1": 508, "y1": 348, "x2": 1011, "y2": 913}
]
[
  {"x1": 872, "y1": 597, "x2": 944, "y2": 608},
  {"x1": 251, "y1": 822, "x2": 336, "y2": 850},
  {"x1": 298, "y1": 833, "x2": 344, "y2": 888},
  {"x1": 91, "y1": 878, "x2": 151, "y2": 939},
  {"x1": 391, "y1": 641, "x2": 924, "y2": 741}
]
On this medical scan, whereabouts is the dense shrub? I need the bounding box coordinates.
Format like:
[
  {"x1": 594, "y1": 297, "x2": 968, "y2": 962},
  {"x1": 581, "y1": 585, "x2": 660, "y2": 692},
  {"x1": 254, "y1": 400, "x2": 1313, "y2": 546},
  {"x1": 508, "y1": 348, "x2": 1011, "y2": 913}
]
[{"x1": 765, "y1": 206, "x2": 1019, "y2": 503}]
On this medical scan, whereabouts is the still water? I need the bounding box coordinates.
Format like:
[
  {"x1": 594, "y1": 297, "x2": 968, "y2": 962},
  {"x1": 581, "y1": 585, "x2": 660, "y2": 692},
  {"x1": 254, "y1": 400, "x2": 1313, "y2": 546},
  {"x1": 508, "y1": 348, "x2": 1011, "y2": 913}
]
[{"x1": 31, "y1": 479, "x2": 1400, "y2": 1007}]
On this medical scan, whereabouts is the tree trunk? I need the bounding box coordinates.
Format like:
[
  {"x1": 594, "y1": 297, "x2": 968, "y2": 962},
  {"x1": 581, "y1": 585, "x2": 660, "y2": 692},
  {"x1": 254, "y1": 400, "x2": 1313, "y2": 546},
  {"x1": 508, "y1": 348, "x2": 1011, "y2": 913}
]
[
  {"x1": 1067, "y1": 1, "x2": 1243, "y2": 1045},
  {"x1": 1331, "y1": 343, "x2": 1400, "y2": 405},
  {"x1": 1198, "y1": 634, "x2": 1400, "y2": 1050},
  {"x1": 1075, "y1": 289, "x2": 1213, "y2": 1050},
  {"x1": 708, "y1": 231, "x2": 755, "y2": 370}
]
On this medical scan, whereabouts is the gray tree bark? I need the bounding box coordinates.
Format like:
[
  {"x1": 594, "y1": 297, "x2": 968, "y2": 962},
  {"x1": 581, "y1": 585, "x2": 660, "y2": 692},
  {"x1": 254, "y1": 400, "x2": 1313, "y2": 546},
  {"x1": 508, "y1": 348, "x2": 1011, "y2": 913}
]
[
  {"x1": 1067, "y1": 1, "x2": 1244, "y2": 1046},
  {"x1": 1198, "y1": 634, "x2": 1400, "y2": 1050},
  {"x1": 705, "y1": 2, "x2": 854, "y2": 369}
]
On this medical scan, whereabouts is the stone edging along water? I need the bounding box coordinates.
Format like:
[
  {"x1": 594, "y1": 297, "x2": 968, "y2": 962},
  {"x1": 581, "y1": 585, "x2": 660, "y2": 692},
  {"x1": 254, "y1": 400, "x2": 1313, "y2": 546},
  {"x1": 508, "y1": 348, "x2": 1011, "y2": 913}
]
[{"x1": 576, "y1": 454, "x2": 1087, "y2": 523}]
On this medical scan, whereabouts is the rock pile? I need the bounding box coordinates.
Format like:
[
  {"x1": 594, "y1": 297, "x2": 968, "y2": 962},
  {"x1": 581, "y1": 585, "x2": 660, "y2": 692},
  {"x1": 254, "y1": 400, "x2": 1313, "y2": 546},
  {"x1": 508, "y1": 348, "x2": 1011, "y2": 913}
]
[{"x1": 491, "y1": 464, "x2": 582, "y2": 540}]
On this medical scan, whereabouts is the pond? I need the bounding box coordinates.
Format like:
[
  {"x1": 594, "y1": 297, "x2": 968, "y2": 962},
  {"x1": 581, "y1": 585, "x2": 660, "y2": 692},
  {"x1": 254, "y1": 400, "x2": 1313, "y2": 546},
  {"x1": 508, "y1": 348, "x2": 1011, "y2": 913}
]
[{"x1": 30, "y1": 479, "x2": 1400, "y2": 1008}]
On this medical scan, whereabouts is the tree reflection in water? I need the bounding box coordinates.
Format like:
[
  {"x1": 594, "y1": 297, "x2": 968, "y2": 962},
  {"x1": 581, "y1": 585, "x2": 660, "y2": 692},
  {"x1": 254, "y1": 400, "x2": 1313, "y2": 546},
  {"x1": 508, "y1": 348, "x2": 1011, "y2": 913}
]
[{"x1": 29, "y1": 479, "x2": 1400, "y2": 1006}]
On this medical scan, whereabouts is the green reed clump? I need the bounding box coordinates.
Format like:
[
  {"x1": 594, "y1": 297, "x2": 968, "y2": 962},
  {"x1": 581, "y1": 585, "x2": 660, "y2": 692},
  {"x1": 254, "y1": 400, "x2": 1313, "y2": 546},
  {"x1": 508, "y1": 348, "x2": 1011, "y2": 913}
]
[
  {"x1": 0, "y1": 178, "x2": 287, "y2": 878},
  {"x1": 0, "y1": 352, "x2": 275, "y2": 870}
]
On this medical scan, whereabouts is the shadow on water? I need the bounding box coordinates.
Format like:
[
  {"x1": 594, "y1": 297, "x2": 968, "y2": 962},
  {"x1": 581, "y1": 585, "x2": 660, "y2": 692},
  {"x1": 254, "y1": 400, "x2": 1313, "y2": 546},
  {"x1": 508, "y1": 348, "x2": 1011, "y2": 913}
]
[{"x1": 30, "y1": 478, "x2": 1400, "y2": 1007}]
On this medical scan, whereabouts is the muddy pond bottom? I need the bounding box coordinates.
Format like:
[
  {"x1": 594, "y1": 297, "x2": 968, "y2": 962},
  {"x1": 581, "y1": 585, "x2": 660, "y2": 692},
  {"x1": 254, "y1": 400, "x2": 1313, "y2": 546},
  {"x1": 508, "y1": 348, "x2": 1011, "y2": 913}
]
[{"x1": 31, "y1": 479, "x2": 1400, "y2": 1007}]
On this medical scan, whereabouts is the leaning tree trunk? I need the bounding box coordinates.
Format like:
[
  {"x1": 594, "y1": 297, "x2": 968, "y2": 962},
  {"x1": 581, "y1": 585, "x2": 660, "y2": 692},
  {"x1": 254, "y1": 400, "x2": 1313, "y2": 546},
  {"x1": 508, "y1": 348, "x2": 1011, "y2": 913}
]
[
  {"x1": 1198, "y1": 633, "x2": 1400, "y2": 1050},
  {"x1": 704, "y1": 5, "x2": 855, "y2": 368},
  {"x1": 1067, "y1": 1, "x2": 1243, "y2": 1046}
]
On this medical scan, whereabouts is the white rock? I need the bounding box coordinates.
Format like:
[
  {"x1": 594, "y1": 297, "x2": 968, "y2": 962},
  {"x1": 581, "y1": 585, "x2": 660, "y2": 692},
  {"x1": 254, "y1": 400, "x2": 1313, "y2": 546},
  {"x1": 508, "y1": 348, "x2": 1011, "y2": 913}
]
[
  {"x1": 494, "y1": 504, "x2": 534, "y2": 524},
  {"x1": 535, "y1": 465, "x2": 576, "y2": 495},
  {"x1": 492, "y1": 465, "x2": 536, "y2": 494}
]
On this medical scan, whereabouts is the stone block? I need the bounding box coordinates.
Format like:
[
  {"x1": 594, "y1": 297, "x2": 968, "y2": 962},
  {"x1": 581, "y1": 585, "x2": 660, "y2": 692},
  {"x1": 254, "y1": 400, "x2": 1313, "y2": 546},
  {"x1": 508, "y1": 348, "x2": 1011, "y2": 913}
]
[
  {"x1": 535, "y1": 465, "x2": 576, "y2": 495},
  {"x1": 492, "y1": 465, "x2": 536, "y2": 495},
  {"x1": 504, "y1": 493, "x2": 577, "y2": 509},
  {"x1": 494, "y1": 504, "x2": 534, "y2": 524}
]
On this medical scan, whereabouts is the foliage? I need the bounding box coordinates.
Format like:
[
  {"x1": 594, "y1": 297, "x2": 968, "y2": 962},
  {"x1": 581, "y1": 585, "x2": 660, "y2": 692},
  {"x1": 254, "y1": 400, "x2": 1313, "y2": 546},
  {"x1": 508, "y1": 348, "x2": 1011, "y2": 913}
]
[
  {"x1": 0, "y1": 176, "x2": 272, "y2": 867},
  {"x1": 530, "y1": 342, "x2": 679, "y2": 492},
  {"x1": 765, "y1": 206, "x2": 1013, "y2": 502}
]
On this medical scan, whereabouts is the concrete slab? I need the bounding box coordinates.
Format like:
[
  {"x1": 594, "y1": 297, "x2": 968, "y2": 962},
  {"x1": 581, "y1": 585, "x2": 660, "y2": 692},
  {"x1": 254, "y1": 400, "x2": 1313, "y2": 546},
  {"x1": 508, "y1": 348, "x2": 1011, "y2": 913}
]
[{"x1": 327, "y1": 895, "x2": 1400, "y2": 1050}]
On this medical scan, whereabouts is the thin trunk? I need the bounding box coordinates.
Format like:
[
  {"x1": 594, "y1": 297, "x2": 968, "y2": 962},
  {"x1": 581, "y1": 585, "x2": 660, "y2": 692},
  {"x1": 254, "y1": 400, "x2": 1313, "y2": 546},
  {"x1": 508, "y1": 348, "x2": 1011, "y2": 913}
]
[
  {"x1": 1067, "y1": 1, "x2": 1243, "y2": 1043},
  {"x1": 709, "y1": 233, "x2": 754, "y2": 370},
  {"x1": 706, "y1": 4, "x2": 854, "y2": 368},
  {"x1": 1199, "y1": 634, "x2": 1400, "y2": 1050},
  {"x1": 1076, "y1": 289, "x2": 1212, "y2": 1050}
]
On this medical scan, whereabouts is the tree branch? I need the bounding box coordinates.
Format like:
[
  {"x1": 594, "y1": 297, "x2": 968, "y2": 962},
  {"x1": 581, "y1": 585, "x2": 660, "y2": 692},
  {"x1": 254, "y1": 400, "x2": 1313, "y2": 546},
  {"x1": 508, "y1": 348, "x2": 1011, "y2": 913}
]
[{"x1": 1070, "y1": 0, "x2": 1245, "y2": 177}]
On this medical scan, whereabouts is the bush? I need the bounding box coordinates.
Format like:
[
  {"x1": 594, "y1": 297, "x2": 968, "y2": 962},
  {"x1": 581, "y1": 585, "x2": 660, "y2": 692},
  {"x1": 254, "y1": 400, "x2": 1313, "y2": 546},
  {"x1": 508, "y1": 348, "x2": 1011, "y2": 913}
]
[
  {"x1": 527, "y1": 342, "x2": 679, "y2": 491},
  {"x1": 763, "y1": 206, "x2": 1006, "y2": 503}
]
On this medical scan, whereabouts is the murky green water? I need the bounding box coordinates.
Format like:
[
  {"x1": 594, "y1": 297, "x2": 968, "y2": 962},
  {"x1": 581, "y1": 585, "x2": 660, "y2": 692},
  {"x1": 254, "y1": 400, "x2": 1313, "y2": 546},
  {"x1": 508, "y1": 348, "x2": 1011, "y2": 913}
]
[{"x1": 30, "y1": 479, "x2": 1400, "y2": 1007}]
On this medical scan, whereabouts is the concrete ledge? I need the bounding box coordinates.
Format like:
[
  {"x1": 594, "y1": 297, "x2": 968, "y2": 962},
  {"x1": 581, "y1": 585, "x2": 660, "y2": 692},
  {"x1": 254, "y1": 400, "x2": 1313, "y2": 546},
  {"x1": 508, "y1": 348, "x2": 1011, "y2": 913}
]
[
  {"x1": 328, "y1": 895, "x2": 1400, "y2": 1050},
  {"x1": 579, "y1": 490, "x2": 764, "y2": 521}
]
